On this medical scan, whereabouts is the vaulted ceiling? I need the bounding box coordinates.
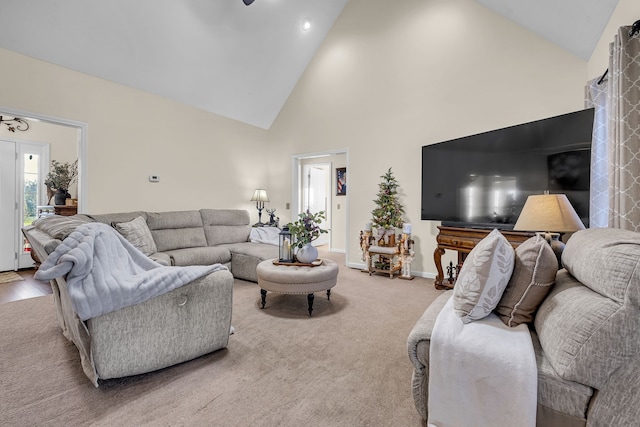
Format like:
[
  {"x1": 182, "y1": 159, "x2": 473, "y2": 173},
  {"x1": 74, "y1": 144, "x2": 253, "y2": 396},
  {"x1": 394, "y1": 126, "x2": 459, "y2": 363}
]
[{"x1": 0, "y1": 0, "x2": 619, "y2": 129}]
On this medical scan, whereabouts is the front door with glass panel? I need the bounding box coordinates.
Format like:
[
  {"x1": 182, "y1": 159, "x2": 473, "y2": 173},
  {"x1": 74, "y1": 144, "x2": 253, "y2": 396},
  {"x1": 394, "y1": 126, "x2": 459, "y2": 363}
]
[{"x1": 0, "y1": 139, "x2": 49, "y2": 271}]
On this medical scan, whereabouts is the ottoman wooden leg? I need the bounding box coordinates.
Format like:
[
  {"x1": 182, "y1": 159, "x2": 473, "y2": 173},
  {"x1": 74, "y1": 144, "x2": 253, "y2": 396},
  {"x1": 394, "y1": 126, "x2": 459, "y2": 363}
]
[
  {"x1": 260, "y1": 289, "x2": 267, "y2": 309},
  {"x1": 327, "y1": 289, "x2": 331, "y2": 300},
  {"x1": 307, "y1": 293, "x2": 314, "y2": 317}
]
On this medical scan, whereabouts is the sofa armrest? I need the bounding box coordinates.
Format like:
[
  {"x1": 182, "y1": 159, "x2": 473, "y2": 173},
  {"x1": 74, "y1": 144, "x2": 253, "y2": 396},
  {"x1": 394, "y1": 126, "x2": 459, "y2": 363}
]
[
  {"x1": 407, "y1": 291, "x2": 452, "y2": 371},
  {"x1": 587, "y1": 354, "x2": 640, "y2": 426},
  {"x1": 87, "y1": 269, "x2": 234, "y2": 383}
]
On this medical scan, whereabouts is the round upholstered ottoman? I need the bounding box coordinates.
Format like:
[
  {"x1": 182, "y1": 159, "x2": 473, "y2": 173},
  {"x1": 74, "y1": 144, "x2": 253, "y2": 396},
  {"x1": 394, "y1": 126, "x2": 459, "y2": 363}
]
[{"x1": 256, "y1": 258, "x2": 339, "y2": 316}]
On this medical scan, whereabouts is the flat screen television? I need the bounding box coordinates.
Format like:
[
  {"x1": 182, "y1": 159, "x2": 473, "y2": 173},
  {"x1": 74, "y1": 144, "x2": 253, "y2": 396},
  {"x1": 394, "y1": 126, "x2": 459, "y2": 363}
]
[{"x1": 421, "y1": 108, "x2": 595, "y2": 229}]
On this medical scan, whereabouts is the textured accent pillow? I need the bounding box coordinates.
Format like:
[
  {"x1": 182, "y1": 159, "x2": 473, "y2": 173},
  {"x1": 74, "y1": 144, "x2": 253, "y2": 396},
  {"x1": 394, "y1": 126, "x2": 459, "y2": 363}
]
[
  {"x1": 495, "y1": 234, "x2": 558, "y2": 327},
  {"x1": 114, "y1": 216, "x2": 158, "y2": 256},
  {"x1": 452, "y1": 229, "x2": 515, "y2": 323}
]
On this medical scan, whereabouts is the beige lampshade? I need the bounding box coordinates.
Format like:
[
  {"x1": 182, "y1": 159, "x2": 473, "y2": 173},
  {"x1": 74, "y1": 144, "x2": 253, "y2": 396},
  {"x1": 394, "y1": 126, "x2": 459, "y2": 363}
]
[
  {"x1": 250, "y1": 189, "x2": 269, "y2": 203},
  {"x1": 514, "y1": 193, "x2": 585, "y2": 233}
]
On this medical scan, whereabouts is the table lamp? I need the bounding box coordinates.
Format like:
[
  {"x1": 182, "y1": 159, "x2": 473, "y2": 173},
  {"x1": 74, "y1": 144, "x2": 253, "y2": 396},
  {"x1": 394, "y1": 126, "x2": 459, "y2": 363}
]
[
  {"x1": 513, "y1": 192, "x2": 585, "y2": 266},
  {"x1": 250, "y1": 189, "x2": 269, "y2": 227}
]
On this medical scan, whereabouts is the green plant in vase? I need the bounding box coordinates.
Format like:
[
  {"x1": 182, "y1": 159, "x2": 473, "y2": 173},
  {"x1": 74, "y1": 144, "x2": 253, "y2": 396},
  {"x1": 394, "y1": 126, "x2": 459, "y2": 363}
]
[
  {"x1": 44, "y1": 159, "x2": 78, "y2": 205},
  {"x1": 288, "y1": 210, "x2": 328, "y2": 263}
]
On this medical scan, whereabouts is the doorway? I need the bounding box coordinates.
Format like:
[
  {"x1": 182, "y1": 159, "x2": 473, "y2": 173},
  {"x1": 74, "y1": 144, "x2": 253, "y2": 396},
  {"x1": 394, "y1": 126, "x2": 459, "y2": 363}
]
[
  {"x1": 292, "y1": 150, "x2": 349, "y2": 257},
  {"x1": 301, "y1": 163, "x2": 330, "y2": 246},
  {"x1": 0, "y1": 107, "x2": 87, "y2": 271},
  {"x1": 0, "y1": 140, "x2": 49, "y2": 271}
]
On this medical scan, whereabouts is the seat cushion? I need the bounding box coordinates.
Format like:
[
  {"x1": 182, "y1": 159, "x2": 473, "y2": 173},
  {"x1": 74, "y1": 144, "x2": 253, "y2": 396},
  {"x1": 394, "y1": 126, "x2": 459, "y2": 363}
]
[
  {"x1": 164, "y1": 246, "x2": 231, "y2": 267},
  {"x1": 221, "y1": 242, "x2": 280, "y2": 282},
  {"x1": 531, "y1": 331, "x2": 593, "y2": 420}
]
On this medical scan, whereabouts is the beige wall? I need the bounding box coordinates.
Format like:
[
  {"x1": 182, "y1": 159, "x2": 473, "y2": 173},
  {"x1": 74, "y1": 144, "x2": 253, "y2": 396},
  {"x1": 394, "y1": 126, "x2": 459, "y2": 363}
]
[
  {"x1": 268, "y1": 0, "x2": 589, "y2": 275},
  {"x1": 587, "y1": 0, "x2": 640, "y2": 79},
  {"x1": 0, "y1": 47, "x2": 269, "y2": 217},
  {"x1": 2, "y1": 0, "x2": 626, "y2": 275},
  {"x1": 0, "y1": 119, "x2": 79, "y2": 201}
]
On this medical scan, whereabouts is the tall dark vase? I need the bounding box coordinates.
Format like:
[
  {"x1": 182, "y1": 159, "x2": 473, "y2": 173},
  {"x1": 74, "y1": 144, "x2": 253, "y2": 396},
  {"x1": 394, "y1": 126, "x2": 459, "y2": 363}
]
[{"x1": 54, "y1": 189, "x2": 67, "y2": 205}]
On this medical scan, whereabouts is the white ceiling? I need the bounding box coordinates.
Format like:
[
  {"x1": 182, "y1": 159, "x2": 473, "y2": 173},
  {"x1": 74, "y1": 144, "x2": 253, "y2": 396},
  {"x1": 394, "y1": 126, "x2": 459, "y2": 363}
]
[
  {"x1": 477, "y1": 0, "x2": 619, "y2": 60},
  {"x1": 0, "y1": 0, "x2": 619, "y2": 130}
]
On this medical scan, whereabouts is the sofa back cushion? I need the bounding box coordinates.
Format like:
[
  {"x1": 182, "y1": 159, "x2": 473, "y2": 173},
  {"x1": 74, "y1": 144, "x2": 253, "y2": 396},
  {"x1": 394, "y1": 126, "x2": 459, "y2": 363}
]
[
  {"x1": 200, "y1": 209, "x2": 251, "y2": 246},
  {"x1": 534, "y1": 228, "x2": 640, "y2": 389},
  {"x1": 89, "y1": 211, "x2": 148, "y2": 227},
  {"x1": 145, "y1": 211, "x2": 207, "y2": 252},
  {"x1": 33, "y1": 214, "x2": 94, "y2": 240}
]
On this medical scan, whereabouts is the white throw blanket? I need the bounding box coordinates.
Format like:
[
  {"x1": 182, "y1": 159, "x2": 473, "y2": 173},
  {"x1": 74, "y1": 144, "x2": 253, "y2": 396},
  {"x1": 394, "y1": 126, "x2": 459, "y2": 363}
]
[
  {"x1": 35, "y1": 222, "x2": 227, "y2": 321},
  {"x1": 249, "y1": 226, "x2": 281, "y2": 246},
  {"x1": 428, "y1": 298, "x2": 537, "y2": 427}
]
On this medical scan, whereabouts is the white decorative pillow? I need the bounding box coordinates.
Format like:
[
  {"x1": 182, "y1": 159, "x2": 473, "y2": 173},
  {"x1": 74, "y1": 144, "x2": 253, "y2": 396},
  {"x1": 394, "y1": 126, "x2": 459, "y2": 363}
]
[
  {"x1": 114, "y1": 216, "x2": 158, "y2": 256},
  {"x1": 452, "y1": 229, "x2": 515, "y2": 323}
]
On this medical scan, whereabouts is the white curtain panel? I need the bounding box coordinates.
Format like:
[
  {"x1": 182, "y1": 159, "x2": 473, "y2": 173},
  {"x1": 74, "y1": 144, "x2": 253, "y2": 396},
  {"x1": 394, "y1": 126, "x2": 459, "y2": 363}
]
[
  {"x1": 586, "y1": 25, "x2": 640, "y2": 231},
  {"x1": 585, "y1": 79, "x2": 609, "y2": 228}
]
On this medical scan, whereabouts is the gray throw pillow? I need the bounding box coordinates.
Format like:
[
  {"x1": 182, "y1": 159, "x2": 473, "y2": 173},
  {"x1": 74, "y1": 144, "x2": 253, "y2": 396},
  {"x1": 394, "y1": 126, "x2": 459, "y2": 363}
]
[
  {"x1": 452, "y1": 229, "x2": 515, "y2": 323},
  {"x1": 495, "y1": 234, "x2": 558, "y2": 327},
  {"x1": 114, "y1": 216, "x2": 158, "y2": 256}
]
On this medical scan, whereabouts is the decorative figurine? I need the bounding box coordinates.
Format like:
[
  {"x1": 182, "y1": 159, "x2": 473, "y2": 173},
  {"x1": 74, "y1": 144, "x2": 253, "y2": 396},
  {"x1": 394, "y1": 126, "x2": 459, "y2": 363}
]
[
  {"x1": 266, "y1": 208, "x2": 279, "y2": 228},
  {"x1": 447, "y1": 261, "x2": 457, "y2": 284}
]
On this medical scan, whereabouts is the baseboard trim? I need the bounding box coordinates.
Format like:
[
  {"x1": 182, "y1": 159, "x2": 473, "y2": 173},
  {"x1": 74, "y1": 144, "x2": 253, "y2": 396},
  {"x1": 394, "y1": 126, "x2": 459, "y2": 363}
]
[{"x1": 346, "y1": 261, "x2": 436, "y2": 279}]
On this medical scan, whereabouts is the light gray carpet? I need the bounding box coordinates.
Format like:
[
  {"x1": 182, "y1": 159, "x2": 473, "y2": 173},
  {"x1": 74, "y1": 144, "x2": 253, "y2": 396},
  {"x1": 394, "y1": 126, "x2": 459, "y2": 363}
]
[{"x1": 0, "y1": 251, "x2": 441, "y2": 426}]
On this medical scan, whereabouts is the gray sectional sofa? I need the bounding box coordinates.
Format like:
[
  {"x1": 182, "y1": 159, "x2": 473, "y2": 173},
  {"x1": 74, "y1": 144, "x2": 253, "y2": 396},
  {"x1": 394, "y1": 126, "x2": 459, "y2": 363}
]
[
  {"x1": 23, "y1": 209, "x2": 279, "y2": 386},
  {"x1": 407, "y1": 227, "x2": 640, "y2": 426},
  {"x1": 87, "y1": 209, "x2": 279, "y2": 282}
]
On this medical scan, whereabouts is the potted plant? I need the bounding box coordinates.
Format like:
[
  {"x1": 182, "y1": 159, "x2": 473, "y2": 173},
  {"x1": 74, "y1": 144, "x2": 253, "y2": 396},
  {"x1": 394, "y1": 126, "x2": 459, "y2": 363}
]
[
  {"x1": 288, "y1": 210, "x2": 328, "y2": 263},
  {"x1": 44, "y1": 159, "x2": 78, "y2": 205}
]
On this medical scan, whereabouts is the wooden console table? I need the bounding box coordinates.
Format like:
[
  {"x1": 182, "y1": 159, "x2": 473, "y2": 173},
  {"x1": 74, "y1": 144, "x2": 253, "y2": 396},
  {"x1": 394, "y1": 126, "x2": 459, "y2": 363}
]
[
  {"x1": 54, "y1": 205, "x2": 77, "y2": 216},
  {"x1": 434, "y1": 226, "x2": 534, "y2": 290}
]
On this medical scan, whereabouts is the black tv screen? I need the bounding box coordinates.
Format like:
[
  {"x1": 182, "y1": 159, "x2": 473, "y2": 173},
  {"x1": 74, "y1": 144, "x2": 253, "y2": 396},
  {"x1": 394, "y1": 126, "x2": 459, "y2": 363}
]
[{"x1": 421, "y1": 108, "x2": 594, "y2": 229}]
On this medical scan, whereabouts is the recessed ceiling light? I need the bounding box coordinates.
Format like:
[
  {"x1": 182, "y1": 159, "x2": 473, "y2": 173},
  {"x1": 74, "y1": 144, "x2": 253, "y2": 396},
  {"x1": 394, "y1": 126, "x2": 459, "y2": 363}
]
[{"x1": 301, "y1": 17, "x2": 312, "y2": 31}]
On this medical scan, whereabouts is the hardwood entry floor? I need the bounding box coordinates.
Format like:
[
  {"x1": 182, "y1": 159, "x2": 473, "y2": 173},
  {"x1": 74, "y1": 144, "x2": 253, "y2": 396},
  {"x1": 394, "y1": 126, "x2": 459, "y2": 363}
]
[{"x1": 0, "y1": 269, "x2": 52, "y2": 304}]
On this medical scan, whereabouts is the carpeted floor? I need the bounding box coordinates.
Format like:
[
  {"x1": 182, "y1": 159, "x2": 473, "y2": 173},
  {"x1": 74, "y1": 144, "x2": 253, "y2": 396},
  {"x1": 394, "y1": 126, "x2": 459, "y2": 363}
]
[{"x1": 0, "y1": 252, "x2": 441, "y2": 426}]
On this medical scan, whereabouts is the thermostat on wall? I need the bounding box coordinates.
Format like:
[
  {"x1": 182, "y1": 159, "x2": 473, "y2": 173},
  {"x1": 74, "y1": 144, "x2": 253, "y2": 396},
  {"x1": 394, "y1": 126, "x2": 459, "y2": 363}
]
[{"x1": 149, "y1": 175, "x2": 160, "y2": 182}]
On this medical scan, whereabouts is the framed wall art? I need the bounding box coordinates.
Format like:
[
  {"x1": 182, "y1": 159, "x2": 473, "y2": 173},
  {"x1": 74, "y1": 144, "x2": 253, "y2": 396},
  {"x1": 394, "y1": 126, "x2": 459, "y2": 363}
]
[{"x1": 336, "y1": 167, "x2": 346, "y2": 196}]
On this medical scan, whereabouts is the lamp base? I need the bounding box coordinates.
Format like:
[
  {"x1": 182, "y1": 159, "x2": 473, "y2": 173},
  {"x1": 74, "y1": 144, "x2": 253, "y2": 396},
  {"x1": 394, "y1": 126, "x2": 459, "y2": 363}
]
[{"x1": 539, "y1": 232, "x2": 564, "y2": 269}]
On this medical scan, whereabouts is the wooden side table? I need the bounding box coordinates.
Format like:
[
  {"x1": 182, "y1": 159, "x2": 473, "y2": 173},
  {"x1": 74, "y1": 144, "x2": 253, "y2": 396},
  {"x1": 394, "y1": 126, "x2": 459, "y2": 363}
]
[
  {"x1": 54, "y1": 205, "x2": 78, "y2": 216},
  {"x1": 434, "y1": 226, "x2": 534, "y2": 290}
]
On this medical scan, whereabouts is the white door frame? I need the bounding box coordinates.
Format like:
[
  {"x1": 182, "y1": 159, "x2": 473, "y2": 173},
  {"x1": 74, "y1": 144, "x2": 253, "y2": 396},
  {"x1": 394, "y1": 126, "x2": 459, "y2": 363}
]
[
  {"x1": 0, "y1": 106, "x2": 89, "y2": 212},
  {"x1": 0, "y1": 140, "x2": 17, "y2": 271},
  {"x1": 291, "y1": 149, "x2": 349, "y2": 260}
]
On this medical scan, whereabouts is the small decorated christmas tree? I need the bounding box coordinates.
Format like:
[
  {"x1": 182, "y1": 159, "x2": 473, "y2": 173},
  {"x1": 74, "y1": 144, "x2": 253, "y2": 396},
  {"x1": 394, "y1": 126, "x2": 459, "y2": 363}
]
[{"x1": 371, "y1": 168, "x2": 405, "y2": 230}]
